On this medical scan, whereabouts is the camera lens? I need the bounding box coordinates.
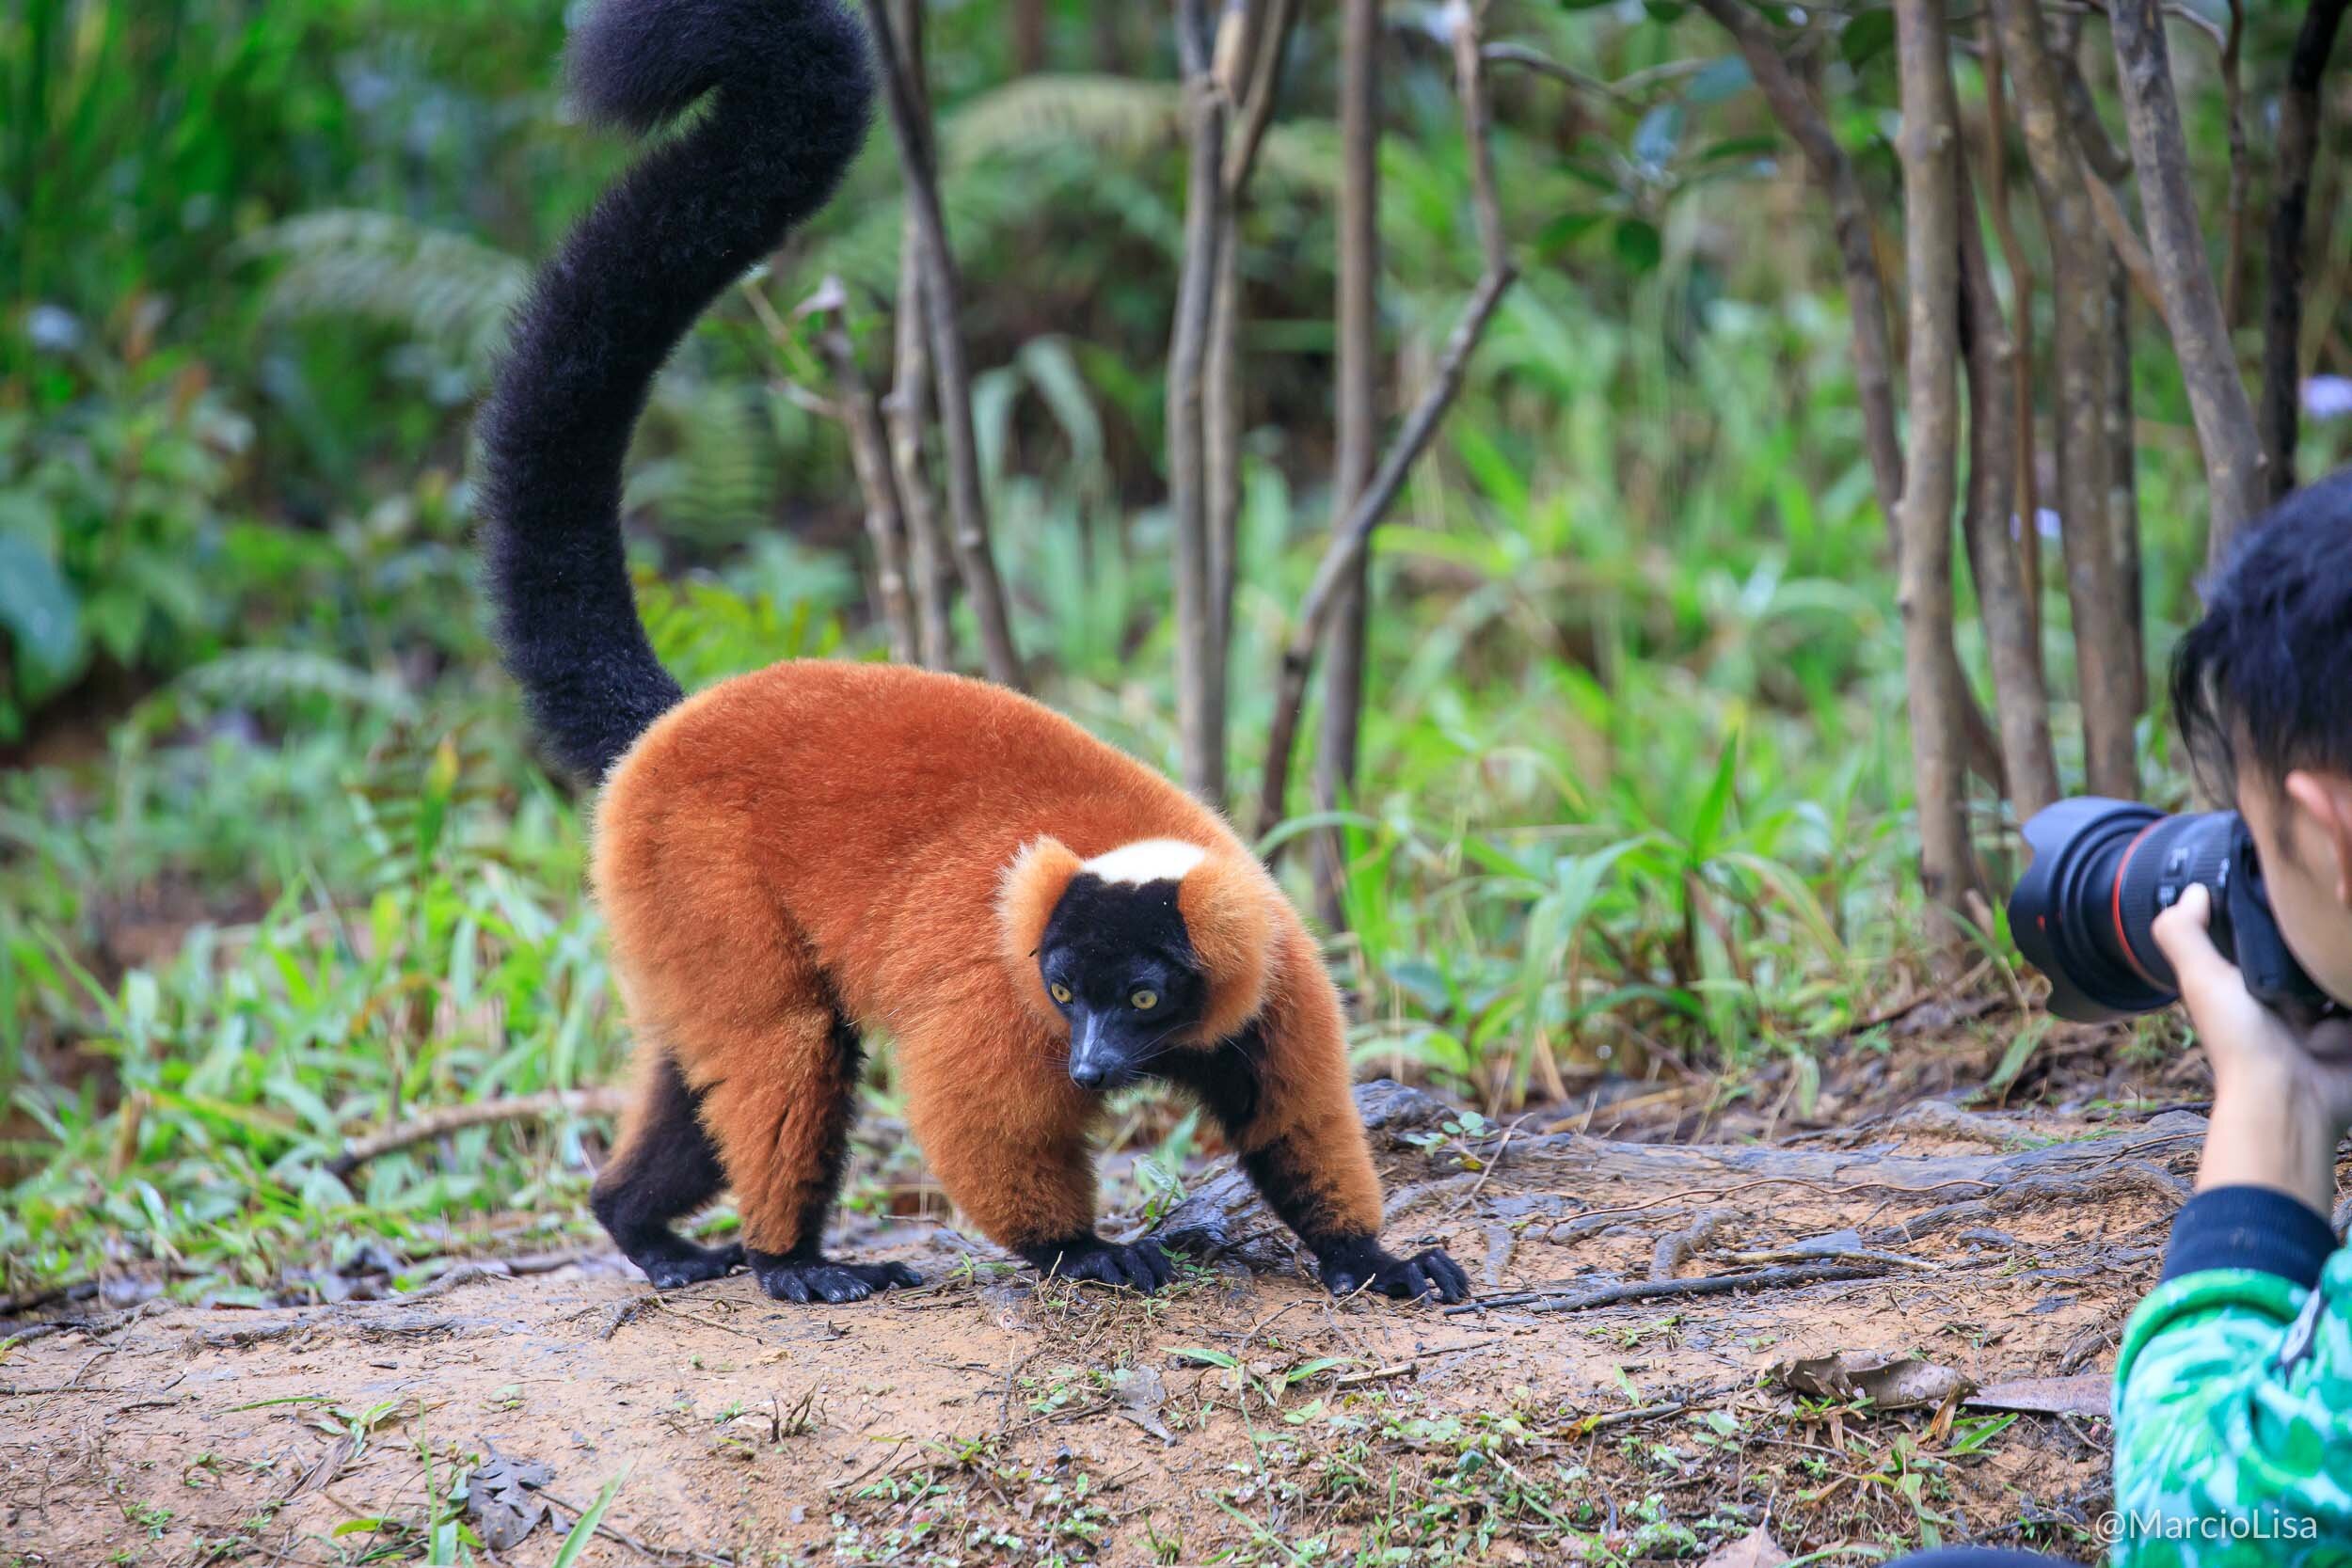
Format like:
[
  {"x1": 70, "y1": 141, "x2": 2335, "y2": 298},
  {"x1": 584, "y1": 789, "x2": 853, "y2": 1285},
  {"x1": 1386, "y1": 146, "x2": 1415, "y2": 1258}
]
[{"x1": 2009, "y1": 799, "x2": 2242, "y2": 1022}]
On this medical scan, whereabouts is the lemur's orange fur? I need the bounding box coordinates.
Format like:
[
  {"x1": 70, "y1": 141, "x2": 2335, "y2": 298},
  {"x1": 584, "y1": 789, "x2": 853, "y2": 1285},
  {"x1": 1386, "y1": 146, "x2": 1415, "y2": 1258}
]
[{"x1": 594, "y1": 660, "x2": 1383, "y2": 1259}]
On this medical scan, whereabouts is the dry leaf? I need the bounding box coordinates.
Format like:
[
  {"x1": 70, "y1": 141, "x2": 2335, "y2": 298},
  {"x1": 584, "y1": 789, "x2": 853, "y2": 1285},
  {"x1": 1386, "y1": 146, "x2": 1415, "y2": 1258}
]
[
  {"x1": 1771, "y1": 1351, "x2": 1976, "y2": 1412},
  {"x1": 465, "y1": 1449, "x2": 552, "y2": 1552},
  {"x1": 1965, "y1": 1374, "x2": 2109, "y2": 1418},
  {"x1": 1701, "y1": 1527, "x2": 1791, "y2": 1567}
]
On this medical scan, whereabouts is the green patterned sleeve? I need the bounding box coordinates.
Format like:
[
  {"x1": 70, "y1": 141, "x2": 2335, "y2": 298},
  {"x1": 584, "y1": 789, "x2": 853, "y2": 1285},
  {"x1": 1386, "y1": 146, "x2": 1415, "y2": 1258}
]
[{"x1": 2109, "y1": 1242, "x2": 2352, "y2": 1564}]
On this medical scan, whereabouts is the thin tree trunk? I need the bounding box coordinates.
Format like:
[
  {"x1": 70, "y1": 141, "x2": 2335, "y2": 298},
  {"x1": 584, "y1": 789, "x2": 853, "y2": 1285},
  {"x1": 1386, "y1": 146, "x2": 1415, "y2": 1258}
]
[
  {"x1": 886, "y1": 237, "x2": 954, "y2": 671},
  {"x1": 1204, "y1": 228, "x2": 1243, "y2": 786},
  {"x1": 1979, "y1": 10, "x2": 2043, "y2": 661},
  {"x1": 2106, "y1": 0, "x2": 2266, "y2": 565},
  {"x1": 1168, "y1": 0, "x2": 1231, "y2": 802},
  {"x1": 1206, "y1": 0, "x2": 1305, "y2": 808},
  {"x1": 1892, "y1": 0, "x2": 1983, "y2": 931},
  {"x1": 1258, "y1": 2, "x2": 1515, "y2": 842},
  {"x1": 1693, "y1": 0, "x2": 1902, "y2": 523},
  {"x1": 2262, "y1": 0, "x2": 2350, "y2": 502},
  {"x1": 2218, "y1": 0, "x2": 2249, "y2": 328},
  {"x1": 864, "y1": 0, "x2": 1025, "y2": 689},
  {"x1": 1957, "y1": 166, "x2": 2059, "y2": 819},
  {"x1": 810, "y1": 287, "x2": 918, "y2": 664},
  {"x1": 1013, "y1": 0, "x2": 1047, "y2": 74},
  {"x1": 1312, "y1": 0, "x2": 1383, "y2": 917},
  {"x1": 1693, "y1": 0, "x2": 2007, "y2": 795},
  {"x1": 1989, "y1": 0, "x2": 2137, "y2": 799},
  {"x1": 2105, "y1": 251, "x2": 2145, "y2": 719}
]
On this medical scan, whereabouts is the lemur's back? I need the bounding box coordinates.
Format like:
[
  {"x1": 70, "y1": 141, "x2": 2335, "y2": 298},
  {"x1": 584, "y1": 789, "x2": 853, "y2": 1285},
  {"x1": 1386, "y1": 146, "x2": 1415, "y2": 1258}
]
[{"x1": 594, "y1": 660, "x2": 1261, "y2": 1025}]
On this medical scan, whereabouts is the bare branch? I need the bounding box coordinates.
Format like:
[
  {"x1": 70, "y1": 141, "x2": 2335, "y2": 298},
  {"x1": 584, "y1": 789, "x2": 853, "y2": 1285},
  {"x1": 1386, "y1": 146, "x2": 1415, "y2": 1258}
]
[
  {"x1": 885, "y1": 232, "x2": 955, "y2": 670},
  {"x1": 1308, "y1": 0, "x2": 1388, "y2": 906},
  {"x1": 2218, "y1": 0, "x2": 2249, "y2": 325},
  {"x1": 1694, "y1": 0, "x2": 2008, "y2": 796},
  {"x1": 1168, "y1": 0, "x2": 1232, "y2": 802},
  {"x1": 1692, "y1": 0, "x2": 1903, "y2": 524},
  {"x1": 1958, "y1": 165, "x2": 2059, "y2": 817},
  {"x1": 864, "y1": 0, "x2": 1025, "y2": 689},
  {"x1": 2080, "y1": 169, "x2": 2164, "y2": 314},
  {"x1": 2105, "y1": 251, "x2": 2145, "y2": 717},
  {"x1": 1205, "y1": 0, "x2": 1308, "y2": 807},
  {"x1": 1989, "y1": 0, "x2": 2137, "y2": 797},
  {"x1": 1226, "y1": 0, "x2": 1303, "y2": 189},
  {"x1": 1893, "y1": 0, "x2": 1985, "y2": 929},
  {"x1": 1259, "y1": 1, "x2": 1514, "y2": 838},
  {"x1": 2261, "y1": 0, "x2": 2350, "y2": 500},
  {"x1": 2106, "y1": 0, "x2": 2266, "y2": 563},
  {"x1": 1978, "y1": 9, "x2": 2044, "y2": 657},
  {"x1": 799, "y1": 279, "x2": 917, "y2": 664},
  {"x1": 1480, "y1": 41, "x2": 1628, "y2": 103}
]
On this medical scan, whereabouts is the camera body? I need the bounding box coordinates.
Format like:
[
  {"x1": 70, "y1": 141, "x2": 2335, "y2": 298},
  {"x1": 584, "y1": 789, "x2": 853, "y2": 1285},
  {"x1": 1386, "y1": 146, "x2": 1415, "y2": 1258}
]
[{"x1": 2008, "y1": 798, "x2": 2331, "y2": 1023}]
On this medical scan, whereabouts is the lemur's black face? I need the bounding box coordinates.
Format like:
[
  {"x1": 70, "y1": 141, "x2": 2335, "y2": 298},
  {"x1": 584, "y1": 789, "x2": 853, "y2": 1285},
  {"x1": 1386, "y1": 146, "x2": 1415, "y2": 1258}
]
[{"x1": 1037, "y1": 873, "x2": 1208, "y2": 1091}]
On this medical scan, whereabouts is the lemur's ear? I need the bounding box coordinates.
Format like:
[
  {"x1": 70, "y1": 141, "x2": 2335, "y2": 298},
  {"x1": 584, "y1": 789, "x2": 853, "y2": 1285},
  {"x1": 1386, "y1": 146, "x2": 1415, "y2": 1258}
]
[
  {"x1": 1179, "y1": 852, "x2": 1280, "y2": 1044},
  {"x1": 998, "y1": 835, "x2": 1084, "y2": 1008}
]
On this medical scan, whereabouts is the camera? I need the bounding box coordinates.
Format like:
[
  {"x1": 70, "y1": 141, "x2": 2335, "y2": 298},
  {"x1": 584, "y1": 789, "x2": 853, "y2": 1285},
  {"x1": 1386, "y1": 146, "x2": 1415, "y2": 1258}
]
[{"x1": 2007, "y1": 798, "x2": 2332, "y2": 1023}]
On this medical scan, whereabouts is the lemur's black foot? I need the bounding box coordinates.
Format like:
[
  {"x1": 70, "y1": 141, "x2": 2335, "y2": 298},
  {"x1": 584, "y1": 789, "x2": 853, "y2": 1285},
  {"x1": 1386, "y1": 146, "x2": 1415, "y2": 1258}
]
[
  {"x1": 625, "y1": 1236, "x2": 744, "y2": 1291},
  {"x1": 1318, "y1": 1239, "x2": 1472, "y2": 1305},
  {"x1": 747, "y1": 1249, "x2": 923, "y2": 1304},
  {"x1": 1022, "y1": 1235, "x2": 1176, "y2": 1293}
]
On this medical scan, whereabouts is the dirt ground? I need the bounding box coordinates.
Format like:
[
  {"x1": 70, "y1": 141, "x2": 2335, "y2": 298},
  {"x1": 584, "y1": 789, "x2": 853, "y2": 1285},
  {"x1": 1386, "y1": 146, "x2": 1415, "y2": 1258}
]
[{"x1": 0, "y1": 1073, "x2": 2198, "y2": 1568}]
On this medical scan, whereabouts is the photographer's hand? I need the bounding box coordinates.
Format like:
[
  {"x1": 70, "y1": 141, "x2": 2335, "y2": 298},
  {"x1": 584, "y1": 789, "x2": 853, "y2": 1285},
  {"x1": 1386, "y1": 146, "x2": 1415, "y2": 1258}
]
[{"x1": 2153, "y1": 883, "x2": 2352, "y2": 1217}]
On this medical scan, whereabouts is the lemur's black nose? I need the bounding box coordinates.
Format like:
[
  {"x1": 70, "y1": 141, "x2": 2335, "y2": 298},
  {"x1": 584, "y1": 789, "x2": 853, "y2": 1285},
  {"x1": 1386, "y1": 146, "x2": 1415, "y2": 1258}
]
[{"x1": 1070, "y1": 1060, "x2": 1107, "y2": 1089}]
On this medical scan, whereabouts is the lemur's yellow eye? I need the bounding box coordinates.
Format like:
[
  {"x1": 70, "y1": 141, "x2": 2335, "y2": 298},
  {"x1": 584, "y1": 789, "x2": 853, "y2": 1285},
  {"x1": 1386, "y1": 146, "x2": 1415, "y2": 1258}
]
[
  {"x1": 1049, "y1": 982, "x2": 1073, "y2": 1006},
  {"x1": 1131, "y1": 990, "x2": 1158, "y2": 1010}
]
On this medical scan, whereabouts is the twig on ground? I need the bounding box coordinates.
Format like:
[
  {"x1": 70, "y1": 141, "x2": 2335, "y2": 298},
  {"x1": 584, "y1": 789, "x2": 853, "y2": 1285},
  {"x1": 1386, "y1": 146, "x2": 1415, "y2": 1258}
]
[
  {"x1": 327, "y1": 1088, "x2": 628, "y2": 1180},
  {"x1": 1649, "y1": 1207, "x2": 1741, "y2": 1281},
  {"x1": 1449, "y1": 1261, "x2": 1893, "y2": 1317},
  {"x1": 1331, "y1": 1336, "x2": 1502, "y2": 1387},
  {"x1": 540, "y1": 1486, "x2": 733, "y2": 1563}
]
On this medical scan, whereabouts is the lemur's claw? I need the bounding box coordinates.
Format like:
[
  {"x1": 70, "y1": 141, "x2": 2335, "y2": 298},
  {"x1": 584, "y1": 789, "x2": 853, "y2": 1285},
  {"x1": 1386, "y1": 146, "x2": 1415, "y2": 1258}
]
[
  {"x1": 1326, "y1": 1245, "x2": 1472, "y2": 1305},
  {"x1": 1028, "y1": 1236, "x2": 1176, "y2": 1293},
  {"x1": 749, "y1": 1252, "x2": 922, "y2": 1304},
  {"x1": 637, "y1": 1240, "x2": 744, "y2": 1290}
]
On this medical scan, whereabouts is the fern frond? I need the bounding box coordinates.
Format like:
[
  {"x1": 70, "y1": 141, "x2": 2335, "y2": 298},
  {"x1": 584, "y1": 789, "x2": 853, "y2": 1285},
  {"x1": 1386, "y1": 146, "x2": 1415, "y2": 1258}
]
[
  {"x1": 944, "y1": 74, "x2": 1184, "y2": 164},
  {"x1": 176, "y1": 650, "x2": 421, "y2": 721},
  {"x1": 244, "y1": 211, "x2": 529, "y2": 383},
  {"x1": 627, "y1": 380, "x2": 780, "y2": 546}
]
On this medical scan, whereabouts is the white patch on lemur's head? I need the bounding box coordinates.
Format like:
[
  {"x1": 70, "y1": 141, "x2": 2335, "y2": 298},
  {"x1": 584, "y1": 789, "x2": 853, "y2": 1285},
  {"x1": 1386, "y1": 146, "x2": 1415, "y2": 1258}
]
[{"x1": 1080, "y1": 838, "x2": 1207, "y2": 885}]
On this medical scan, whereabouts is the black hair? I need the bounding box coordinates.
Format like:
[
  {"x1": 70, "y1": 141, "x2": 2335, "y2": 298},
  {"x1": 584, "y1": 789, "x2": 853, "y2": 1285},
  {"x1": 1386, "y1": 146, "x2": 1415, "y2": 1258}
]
[
  {"x1": 474, "y1": 0, "x2": 873, "y2": 779},
  {"x1": 2171, "y1": 467, "x2": 2352, "y2": 799}
]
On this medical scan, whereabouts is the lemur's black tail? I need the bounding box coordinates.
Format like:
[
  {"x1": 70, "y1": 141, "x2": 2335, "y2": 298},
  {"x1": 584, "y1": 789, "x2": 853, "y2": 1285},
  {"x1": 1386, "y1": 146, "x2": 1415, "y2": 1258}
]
[{"x1": 477, "y1": 0, "x2": 873, "y2": 779}]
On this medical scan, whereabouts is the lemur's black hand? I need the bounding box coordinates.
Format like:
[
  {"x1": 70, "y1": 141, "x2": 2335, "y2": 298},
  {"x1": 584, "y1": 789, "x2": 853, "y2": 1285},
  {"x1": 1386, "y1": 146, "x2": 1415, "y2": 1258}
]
[
  {"x1": 1318, "y1": 1240, "x2": 1472, "y2": 1305},
  {"x1": 1022, "y1": 1235, "x2": 1177, "y2": 1293}
]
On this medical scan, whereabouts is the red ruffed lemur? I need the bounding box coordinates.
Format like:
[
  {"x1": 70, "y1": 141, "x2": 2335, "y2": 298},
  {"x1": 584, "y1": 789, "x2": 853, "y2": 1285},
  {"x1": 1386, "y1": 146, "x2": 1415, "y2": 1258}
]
[{"x1": 476, "y1": 0, "x2": 1469, "y2": 1308}]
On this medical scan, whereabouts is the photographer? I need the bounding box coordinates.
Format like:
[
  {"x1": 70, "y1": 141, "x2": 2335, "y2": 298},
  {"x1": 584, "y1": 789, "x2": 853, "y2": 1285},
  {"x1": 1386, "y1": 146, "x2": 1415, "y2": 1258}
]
[
  {"x1": 1899, "y1": 474, "x2": 2352, "y2": 1568},
  {"x1": 2102, "y1": 473, "x2": 2352, "y2": 1561}
]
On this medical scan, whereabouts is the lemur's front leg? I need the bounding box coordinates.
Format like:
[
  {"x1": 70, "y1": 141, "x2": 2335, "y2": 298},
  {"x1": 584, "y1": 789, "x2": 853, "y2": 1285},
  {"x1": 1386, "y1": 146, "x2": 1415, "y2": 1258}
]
[{"x1": 1168, "y1": 1025, "x2": 1470, "y2": 1306}]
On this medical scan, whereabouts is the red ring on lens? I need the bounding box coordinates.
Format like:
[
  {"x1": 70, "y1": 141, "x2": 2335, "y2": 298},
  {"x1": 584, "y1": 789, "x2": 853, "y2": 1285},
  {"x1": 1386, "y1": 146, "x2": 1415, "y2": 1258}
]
[{"x1": 2110, "y1": 821, "x2": 2165, "y2": 989}]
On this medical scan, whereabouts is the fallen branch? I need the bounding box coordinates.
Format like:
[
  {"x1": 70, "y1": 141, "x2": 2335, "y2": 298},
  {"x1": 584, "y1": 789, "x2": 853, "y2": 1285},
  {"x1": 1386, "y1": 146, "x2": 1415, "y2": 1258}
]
[
  {"x1": 327, "y1": 1087, "x2": 628, "y2": 1180},
  {"x1": 1256, "y1": 0, "x2": 1515, "y2": 834},
  {"x1": 1446, "y1": 1261, "x2": 1893, "y2": 1318}
]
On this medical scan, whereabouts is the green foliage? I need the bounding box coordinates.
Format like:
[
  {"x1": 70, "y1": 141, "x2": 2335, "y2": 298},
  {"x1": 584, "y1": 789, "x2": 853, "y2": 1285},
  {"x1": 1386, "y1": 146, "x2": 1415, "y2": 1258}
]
[
  {"x1": 0, "y1": 342, "x2": 252, "y2": 736},
  {"x1": 7, "y1": 0, "x2": 2352, "y2": 1319}
]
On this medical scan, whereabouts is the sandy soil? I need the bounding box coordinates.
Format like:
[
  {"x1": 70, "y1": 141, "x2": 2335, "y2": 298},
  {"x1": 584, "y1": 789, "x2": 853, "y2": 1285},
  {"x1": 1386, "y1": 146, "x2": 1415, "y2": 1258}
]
[{"x1": 2, "y1": 1089, "x2": 2177, "y2": 1566}]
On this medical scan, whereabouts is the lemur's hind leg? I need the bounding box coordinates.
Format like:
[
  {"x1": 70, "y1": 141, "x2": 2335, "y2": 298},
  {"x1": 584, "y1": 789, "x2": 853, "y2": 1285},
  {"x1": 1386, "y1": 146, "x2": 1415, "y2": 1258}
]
[
  {"x1": 593, "y1": 1048, "x2": 742, "y2": 1288},
  {"x1": 689, "y1": 964, "x2": 919, "y2": 1306}
]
